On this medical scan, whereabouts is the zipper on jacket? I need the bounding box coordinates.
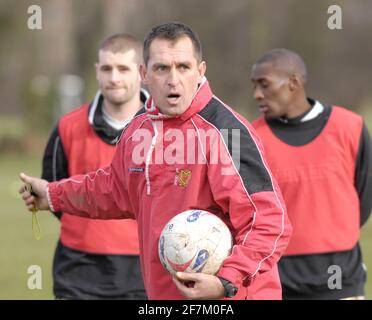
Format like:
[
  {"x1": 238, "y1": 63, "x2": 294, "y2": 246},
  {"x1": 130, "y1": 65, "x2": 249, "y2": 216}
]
[{"x1": 145, "y1": 121, "x2": 158, "y2": 195}]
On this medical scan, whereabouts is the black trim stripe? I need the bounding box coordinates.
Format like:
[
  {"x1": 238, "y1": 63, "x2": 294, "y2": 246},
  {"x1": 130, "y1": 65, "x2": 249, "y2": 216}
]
[{"x1": 198, "y1": 98, "x2": 273, "y2": 194}]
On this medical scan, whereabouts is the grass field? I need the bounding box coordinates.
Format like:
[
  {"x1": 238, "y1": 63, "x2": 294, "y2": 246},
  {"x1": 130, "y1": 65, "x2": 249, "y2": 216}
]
[
  {"x1": 0, "y1": 153, "x2": 371, "y2": 299},
  {"x1": 0, "y1": 154, "x2": 59, "y2": 299}
]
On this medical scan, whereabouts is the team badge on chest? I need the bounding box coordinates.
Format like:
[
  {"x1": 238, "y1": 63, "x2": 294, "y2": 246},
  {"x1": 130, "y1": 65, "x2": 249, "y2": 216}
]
[{"x1": 175, "y1": 168, "x2": 192, "y2": 188}]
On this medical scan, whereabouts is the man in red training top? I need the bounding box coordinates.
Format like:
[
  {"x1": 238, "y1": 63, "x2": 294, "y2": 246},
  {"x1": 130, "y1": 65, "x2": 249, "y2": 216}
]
[
  {"x1": 20, "y1": 22, "x2": 292, "y2": 300},
  {"x1": 251, "y1": 48, "x2": 372, "y2": 299},
  {"x1": 41, "y1": 34, "x2": 147, "y2": 299}
]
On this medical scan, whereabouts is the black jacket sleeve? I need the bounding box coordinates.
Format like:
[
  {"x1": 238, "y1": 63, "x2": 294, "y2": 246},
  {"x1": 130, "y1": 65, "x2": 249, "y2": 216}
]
[
  {"x1": 355, "y1": 123, "x2": 372, "y2": 227},
  {"x1": 41, "y1": 124, "x2": 69, "y2": 220}
]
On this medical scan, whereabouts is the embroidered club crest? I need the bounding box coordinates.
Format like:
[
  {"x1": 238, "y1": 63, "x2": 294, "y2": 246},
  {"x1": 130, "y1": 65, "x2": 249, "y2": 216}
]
[{"x1": 177, "y1": 169, "x2": 191, "y2": 188}]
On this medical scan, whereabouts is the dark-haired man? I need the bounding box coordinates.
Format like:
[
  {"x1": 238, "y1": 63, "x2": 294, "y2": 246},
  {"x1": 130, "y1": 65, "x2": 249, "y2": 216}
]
[
  {"x1": 251, "y1": 48, "x2": 372, "y2": 299},
  {"x1": 20, "y1": 23, "x2": 292, "y2": 300}
]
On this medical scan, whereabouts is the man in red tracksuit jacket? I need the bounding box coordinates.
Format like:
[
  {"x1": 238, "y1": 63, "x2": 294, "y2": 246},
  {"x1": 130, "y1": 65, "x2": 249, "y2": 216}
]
[
  {"x1": 20, "y1": 22, "x2": 292, "y2": 300},
  {"x1": 41, "y1": 34, "x2": 147, "y2": 299},
  {"x1": 250, "y1": 48, "x2": 372, "y2": 299}
]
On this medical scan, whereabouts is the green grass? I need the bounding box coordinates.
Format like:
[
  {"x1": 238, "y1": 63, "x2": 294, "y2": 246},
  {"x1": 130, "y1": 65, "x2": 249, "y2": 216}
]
[
  {"x1": 0, "y1": 154, "x2": 371, "y2": 299},
  {"x1": 361, "y1": 219, "x2": 372, "y2": 299},
  {"x1": 0, "y1": 154, "x2": 59, "y2": 299}
]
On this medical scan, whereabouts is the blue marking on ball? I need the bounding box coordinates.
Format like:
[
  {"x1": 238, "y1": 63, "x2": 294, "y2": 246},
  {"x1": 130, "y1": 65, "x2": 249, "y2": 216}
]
[{"x1": 186, "y1": 210, "x2": 202, "y2": 222}]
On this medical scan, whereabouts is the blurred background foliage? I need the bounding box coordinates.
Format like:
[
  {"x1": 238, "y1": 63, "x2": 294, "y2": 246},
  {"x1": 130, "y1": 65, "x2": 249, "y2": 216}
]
[
  {"x1": 0, "y1": 0, "x2": 371, "y2": 299},
  {"x1": 1, "y1": 0, "x2": 372, "y2": 150}
]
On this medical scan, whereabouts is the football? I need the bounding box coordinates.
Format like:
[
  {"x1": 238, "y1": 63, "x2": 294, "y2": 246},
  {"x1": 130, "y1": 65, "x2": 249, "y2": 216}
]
[{"x1": 158, "y1": 209, "x2": 233, "y2": 275}]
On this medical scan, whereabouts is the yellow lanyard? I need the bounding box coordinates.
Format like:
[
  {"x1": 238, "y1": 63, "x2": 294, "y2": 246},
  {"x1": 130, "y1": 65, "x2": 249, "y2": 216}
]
[{"x1": 26, "y1": 183, "x2": 42, "y2": 240}]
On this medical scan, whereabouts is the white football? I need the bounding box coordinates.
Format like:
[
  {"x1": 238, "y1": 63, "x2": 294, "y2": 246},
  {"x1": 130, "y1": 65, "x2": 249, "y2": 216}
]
[{"x1": 158, "y1": 209, "x2": 233, "y2": 275}]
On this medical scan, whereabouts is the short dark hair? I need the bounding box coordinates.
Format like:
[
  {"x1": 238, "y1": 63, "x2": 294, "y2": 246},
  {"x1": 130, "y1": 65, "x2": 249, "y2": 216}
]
[
  {"x1": 254, "y1": 48, "x2": 307, "y2": 83},
  {"x1": 143, "y1": 22, "x2": 203, "y2": 65},
  {"x1": 98, "y1": 33, "x2": 143, "y2": 64}
]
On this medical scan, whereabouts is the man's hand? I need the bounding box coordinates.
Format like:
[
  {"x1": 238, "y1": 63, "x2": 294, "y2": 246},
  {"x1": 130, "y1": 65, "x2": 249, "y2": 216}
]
[
  {"x1": 172, "y1": 272, "x2": 225, "y2": 300},
  {"x1": 19, "y1": 173, "x2": 50, "y2": 211}
]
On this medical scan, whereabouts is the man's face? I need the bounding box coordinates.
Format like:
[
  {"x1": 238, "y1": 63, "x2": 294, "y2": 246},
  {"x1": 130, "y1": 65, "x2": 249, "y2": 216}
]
[
  {"x1": 95, "y1": 49, "x2": 141, "y2": 106},
  {"x1": 250, "y1": 62, "x2": 293, "y2": 119},
  {"x1": 140, "y1": 37, "x2": 206, "y2": 117}
]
